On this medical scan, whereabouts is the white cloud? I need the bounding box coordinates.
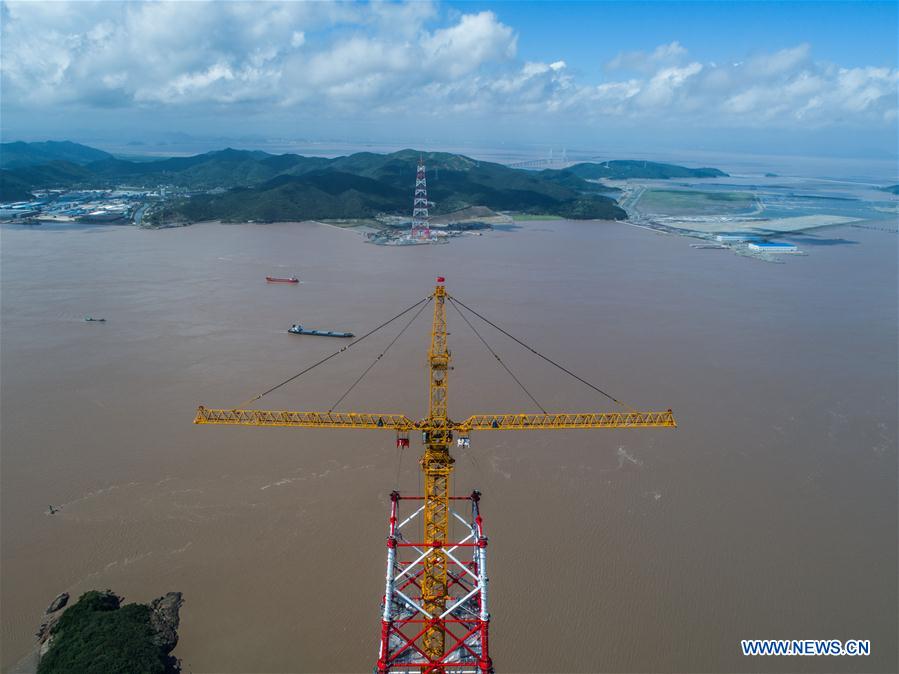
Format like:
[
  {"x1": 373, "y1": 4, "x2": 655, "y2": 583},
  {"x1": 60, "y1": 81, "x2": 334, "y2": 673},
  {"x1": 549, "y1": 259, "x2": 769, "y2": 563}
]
[
  {"x1": 606, "y1": 41, "x2": 688, "y2": 73},
  {"x1": 745, "y1": 44, "x2": 810, "y2": 77},
  {"x1": 0, "y1": 2, "x2": 895, "y2": 132},
  {"x1": 1, "y1": 1, "x2": 519, "y2": 113},
  {"x1": 707, "y1": 58, "x2": 898, "y2": 126},
  {"x1": 422, "y1": 11, "x2": 516, "y2": 78},
  {"x1": 637, "y1": 62, "x2": 703, "y2": 107},
  {"x1": 594, "y1": 42, "x2": 896, "y2": 128}
]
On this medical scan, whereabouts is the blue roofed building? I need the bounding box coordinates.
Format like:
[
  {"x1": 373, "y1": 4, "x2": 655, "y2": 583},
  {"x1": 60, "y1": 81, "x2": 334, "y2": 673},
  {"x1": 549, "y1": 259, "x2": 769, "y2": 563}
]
[{"x1": 748, "y1": 241, "x2": 800, "y2": 253}]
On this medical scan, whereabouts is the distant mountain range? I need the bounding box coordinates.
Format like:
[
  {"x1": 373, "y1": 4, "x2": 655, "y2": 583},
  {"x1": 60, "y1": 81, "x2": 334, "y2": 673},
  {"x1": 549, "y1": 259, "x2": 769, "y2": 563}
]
[
  {"x1": 0, "y1": 141, "x2": 729, "y2": 222},
  {"x1": 0, "y1": 140, "x2": 113, "y2": 169}
]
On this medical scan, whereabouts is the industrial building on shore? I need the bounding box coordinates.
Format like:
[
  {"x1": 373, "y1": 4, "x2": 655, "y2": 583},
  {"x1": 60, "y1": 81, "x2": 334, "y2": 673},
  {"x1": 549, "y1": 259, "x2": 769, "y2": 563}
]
[{"x1": 748, "y1": 241, "x2": 800, "y2": 253}]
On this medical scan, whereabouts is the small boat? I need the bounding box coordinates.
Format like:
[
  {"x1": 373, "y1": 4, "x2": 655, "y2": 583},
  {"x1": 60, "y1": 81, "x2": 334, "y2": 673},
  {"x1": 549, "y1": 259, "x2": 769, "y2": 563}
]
[
  {"x1": 289, "y1": 324, "x2": 354, "y2": 338},
  {"x1": 266, "y1": 276, "x2": 299, "y2": 284},
  {"x1": 84, "y1": 316, "x2": 106, "y2": 322}
]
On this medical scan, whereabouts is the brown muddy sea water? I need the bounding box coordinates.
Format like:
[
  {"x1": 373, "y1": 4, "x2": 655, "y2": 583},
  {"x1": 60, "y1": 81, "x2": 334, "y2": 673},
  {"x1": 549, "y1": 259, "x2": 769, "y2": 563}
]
[{"x1": 1, "y1": 220, "x2": 896, "y2": 673}]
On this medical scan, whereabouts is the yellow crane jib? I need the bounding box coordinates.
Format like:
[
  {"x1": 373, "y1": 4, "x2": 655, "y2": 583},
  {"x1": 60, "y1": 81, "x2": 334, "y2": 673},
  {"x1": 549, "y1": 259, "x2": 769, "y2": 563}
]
[
  {"x1": 194, "y1": 277, "x2": 676, "y2": 670},
  {"x1": 193, "y1": 408, "x2": 677, "y2": 431},
  {"x1": 458, "y1": 410, "x2": 676, "y2": 431},
  {"x1": 194, "y1": 407, "x2": 416, "y2": 430}
]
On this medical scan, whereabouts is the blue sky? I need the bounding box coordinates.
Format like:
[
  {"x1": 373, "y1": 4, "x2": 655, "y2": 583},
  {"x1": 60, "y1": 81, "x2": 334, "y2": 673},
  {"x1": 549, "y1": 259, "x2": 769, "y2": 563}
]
[
  {"x1": 1, "y1": 1, "x2": 896, "y2": 160},
  {"x1": 478, "y1": 2, "x2": 897, "y2": 72}
]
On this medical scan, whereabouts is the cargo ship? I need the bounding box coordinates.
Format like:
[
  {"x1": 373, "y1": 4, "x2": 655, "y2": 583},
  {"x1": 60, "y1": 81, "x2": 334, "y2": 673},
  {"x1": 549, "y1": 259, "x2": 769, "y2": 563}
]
[
  {"x1": 266, "y1": 276, "x2": 299, "y2": 283},
  {"x1": 288, "y1": 324, "x2": 353, "y2": 338}
]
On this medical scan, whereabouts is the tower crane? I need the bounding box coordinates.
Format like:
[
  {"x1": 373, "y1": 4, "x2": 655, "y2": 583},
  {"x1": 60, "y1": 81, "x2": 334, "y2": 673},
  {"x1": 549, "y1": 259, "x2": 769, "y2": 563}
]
[{"x1": 195, "y1": 278, "x2": 676, "y2": 673}]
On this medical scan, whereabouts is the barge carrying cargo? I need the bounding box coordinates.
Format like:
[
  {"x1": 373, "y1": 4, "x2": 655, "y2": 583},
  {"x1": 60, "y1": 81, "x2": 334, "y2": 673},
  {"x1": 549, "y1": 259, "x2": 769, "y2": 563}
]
[{"x1": 289, "y1": 324, "x2": 353, "y2": 338}]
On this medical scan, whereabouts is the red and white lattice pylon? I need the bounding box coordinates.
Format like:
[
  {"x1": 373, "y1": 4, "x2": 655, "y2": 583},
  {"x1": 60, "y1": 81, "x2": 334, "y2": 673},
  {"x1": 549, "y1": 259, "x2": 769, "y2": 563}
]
[
  {"x1": 377, "y1": 491, "x2": 493, "y2": 674},
  {"x1": 411, "y1": 159, "x2": 430, "y2": 240}
]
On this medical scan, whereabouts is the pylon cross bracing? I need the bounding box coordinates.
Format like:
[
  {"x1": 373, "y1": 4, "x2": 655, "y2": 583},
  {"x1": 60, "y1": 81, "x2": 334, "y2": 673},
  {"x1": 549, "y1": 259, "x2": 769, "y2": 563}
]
[{"x1": 377, "y1": 491, "x2": 492, "y2": 674}]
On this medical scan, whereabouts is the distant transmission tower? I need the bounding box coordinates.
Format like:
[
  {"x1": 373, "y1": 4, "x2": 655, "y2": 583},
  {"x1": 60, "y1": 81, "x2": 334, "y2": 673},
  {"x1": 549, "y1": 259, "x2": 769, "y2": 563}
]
[{"x1": 411, "y1": 157, "x2": 430, "y2": 240}]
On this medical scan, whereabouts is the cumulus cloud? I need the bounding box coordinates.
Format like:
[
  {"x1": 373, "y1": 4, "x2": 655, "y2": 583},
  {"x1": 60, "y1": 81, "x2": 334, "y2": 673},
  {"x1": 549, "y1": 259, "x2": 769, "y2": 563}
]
[
  {"x1": 745, "y1": 43, "x2": 811, "y2": 78},
  {"x1": 593, "y1": 41, "x2": 896, "y2": 127},
  {"x1": 1, "y1": 1, "x2": 518, "y2": 111},
  {"x1": 637, "y1": 62, "x2": 703, "y2": 108},
  {"x1": 694, "y1": 58, "x2": 897, "y2": 126},
  {"x1": 606, "y1": 41, "x2": 688, "y2": 73},
  {"x1": 0, "y1": 1, "x2": 895, "y2": 131},
  {"x1": 422, "y1": 11, "x2": 516, "y2": 78}
]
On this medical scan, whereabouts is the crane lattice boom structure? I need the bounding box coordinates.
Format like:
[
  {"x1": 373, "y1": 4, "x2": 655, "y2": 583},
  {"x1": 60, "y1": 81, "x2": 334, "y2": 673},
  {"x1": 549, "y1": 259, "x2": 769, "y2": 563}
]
[{"x1": 195, "y1": 278, "x2": 676, "y2": 672}]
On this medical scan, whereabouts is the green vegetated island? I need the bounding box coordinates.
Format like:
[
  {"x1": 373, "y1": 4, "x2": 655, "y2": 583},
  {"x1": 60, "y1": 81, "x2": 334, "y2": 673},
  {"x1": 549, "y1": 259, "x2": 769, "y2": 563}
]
[
  {"x1": 35, "y1": 589, "x2": 183, "y2": 674},
  {"x1": 1, "y1": 141, "x2": 727, "y2": 224}
]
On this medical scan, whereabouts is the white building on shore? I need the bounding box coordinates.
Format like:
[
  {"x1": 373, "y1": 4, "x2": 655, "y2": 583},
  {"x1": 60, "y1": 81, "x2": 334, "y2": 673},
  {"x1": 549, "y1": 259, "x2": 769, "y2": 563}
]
[{"x1": 748, "y1": 241, "x2": 799, "y2": 253}]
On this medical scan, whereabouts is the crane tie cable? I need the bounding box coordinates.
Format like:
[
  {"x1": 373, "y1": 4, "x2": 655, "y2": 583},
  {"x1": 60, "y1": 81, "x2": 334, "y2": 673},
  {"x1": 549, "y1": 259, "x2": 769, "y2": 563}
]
[
  {"x1": 448, "y1": 295, "x2": 636, "y2": 412},
  {"x1": 237, "y1": 295, "x2": 431, "y2": 407},
  {"x1": 329, "y1": 297, "x2": 432, "y2": 412},
  {"x1": 449, "y1": 298, "x2": 546, "y2": 413}
]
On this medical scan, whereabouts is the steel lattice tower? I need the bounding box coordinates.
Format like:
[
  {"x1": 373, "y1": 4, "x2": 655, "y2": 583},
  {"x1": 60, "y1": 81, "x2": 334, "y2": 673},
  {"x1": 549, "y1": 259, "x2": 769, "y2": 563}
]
[
  {"x1": 377, "y1": 490, "x2": 492, "y2": 673},
  {"x1": 412, "y1": 157, "x2": 430, "y2": 240}
]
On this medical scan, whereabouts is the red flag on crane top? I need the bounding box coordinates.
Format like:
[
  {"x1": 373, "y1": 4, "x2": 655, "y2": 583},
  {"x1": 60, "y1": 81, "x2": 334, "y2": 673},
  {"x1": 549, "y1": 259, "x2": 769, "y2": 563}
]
[{"x1": 436, "y1": 276, "x2": 445, "y2": 283}]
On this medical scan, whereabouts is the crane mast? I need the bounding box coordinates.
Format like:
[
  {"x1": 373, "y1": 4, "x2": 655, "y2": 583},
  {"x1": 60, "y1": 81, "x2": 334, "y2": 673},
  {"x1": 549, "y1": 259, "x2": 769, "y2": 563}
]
[
  {"x1": 421, "y1": 280, "x2": 454, "y2": 659},
  {"x1": 194, "y1": 277, "x2": 677, "y2": 672}
]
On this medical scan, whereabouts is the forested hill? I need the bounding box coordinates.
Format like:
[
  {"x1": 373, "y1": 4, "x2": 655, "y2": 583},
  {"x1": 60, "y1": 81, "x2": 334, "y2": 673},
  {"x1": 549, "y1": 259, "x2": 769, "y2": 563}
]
[
  {"x1": 1, "y1": 143, "x2": 727, "y2": 221},
  {"x1": 167, "y1": 149, "x2": 628, "y2": 222},
  {"x1": 1, "y1": 147, "x2": 627, "y2": 220},
  {"x1": 0, "y1": 141, "x2": 114, "y2": 169},
  {"x1": 556, "y1": 160, "x2": 728, "y2": 180}
]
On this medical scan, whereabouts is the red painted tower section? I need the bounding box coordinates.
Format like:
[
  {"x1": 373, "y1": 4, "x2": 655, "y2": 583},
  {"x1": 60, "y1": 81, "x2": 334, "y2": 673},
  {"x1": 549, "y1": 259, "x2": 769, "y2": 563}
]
[{"x1": 376, "y1": 491, "x2": 493, "y2": 673}]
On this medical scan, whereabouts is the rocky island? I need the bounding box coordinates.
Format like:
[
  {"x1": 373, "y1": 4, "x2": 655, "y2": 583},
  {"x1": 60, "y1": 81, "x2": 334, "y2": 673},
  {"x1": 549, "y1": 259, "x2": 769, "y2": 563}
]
[{"x1": 35, "y1": 590, "x2": 183, "y2": 674}]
